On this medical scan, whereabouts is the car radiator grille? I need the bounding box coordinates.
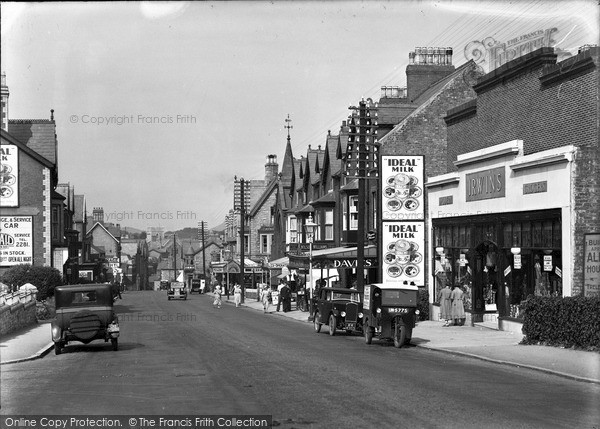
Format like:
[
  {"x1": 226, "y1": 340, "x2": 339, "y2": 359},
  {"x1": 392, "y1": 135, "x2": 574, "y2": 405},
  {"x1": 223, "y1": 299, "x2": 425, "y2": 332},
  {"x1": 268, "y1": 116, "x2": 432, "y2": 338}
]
[{"x1": 345, "y1": 303, "x2": 358, "y2": 321}]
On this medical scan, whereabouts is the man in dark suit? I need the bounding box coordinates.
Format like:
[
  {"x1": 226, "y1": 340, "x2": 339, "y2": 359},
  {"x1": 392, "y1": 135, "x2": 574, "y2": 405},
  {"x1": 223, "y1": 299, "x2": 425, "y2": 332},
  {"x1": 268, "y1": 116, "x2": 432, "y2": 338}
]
[{"x1": 280, "y1": 283, "x2": 292, "y2": 312}]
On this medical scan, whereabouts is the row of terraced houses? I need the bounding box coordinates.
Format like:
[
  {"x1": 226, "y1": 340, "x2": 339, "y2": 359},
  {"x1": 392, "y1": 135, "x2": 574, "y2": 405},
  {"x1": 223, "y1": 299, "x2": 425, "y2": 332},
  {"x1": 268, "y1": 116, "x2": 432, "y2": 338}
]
[{"x1": 210, "y1": 45, "x2": 599, "y2": 332}]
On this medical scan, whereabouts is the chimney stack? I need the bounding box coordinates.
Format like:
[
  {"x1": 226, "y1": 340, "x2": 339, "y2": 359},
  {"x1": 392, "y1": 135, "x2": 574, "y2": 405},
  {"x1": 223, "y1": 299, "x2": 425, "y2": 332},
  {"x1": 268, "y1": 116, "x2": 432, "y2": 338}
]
[
  {"x1": 406, "y1": 46, "x2": 455, "y2": 101},
  {"x1": 264, "y1": 154, "x2": 278, "y2": 183}
]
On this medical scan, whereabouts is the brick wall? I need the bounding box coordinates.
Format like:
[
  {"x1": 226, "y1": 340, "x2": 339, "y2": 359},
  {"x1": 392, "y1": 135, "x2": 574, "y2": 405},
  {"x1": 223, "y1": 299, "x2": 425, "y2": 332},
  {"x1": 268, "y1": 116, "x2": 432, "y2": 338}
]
[{"x1": 0, "y1": 301, "x2": 37, "y2": 336}]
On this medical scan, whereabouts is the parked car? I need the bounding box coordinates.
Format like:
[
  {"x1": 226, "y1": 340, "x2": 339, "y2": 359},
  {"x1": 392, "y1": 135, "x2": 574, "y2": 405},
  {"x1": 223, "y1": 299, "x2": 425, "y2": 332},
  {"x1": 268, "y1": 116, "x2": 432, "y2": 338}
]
[
  {"x1": 362, "y1": 283, "x2": 419, "y2": 348},
  {"x1": 313, "y1": 287, "x2": 363, "y2": 336},
  {"x1": 51, "y1": 284, "x2": 120, "y2": 355},
  {"x1": 190, "y1": 278, "x2": 203, "y2": 294},
  {"x1": 167, "y1": 282, "x2": 187, "y2": 300}
]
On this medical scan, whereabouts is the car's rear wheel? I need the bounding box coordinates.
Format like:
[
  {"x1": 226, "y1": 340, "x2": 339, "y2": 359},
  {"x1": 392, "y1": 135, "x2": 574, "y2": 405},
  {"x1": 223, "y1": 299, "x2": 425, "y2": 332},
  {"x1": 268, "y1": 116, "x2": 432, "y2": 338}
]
[
  {"x1": 328, "y1": 315, "x2": 336, "y2": 336},
  {"x1": 54, "y1": 342, "x2": 62, "y2": 355},
  {"x1": 364, "y1": 324, "x2": 373, "y2": 345},
  {"x1": 313, "y1": 312, "x2": 321, "y2": 333},
  {"x1": 111, "y1": 338, "x2": 118, "y2": 351},
  {"x1": 393, "y1": 321, "x2": 406, "y2": 348}
]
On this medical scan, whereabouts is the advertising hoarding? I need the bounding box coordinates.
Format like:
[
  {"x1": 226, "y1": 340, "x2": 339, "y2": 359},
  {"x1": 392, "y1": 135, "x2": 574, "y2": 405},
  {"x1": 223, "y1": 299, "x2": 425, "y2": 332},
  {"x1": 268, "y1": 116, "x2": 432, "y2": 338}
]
[
  {"x1": 381, "y1": 155, "x2": 424, "y2": 221},
  {"x1": 0, "y1": 216, "x2": 33, "y2": 266},
  {"x1": 0, "y1": 144, "x2": 19, "y2": 207},
  {"x1": 382, "y1": 221, "x2": 425, "y2": 286}
]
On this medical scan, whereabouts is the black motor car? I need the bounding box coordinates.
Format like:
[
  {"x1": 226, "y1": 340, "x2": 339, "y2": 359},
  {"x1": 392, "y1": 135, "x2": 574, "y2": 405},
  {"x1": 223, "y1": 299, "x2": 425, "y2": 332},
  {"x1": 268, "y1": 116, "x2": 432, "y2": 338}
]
[
  {"x1": 362, "y1": 283, "x2": 419, "y2": 348},
  {"x1": 167, "y1": 282, "x2": 187, "y2": 300},
  {"x1": 313, "y1": 287, "x2": 363, "y2": 336},
  {"x1": 51, "y1": 284, "x2": 120, "y2": 355}
]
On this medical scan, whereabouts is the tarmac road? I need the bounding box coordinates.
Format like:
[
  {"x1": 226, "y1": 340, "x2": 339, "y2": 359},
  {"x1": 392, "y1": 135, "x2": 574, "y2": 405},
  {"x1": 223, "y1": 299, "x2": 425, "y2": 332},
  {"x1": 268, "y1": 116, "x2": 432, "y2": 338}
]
[{"x1": 1, "y1": 291, "x2": 598, "y2": 429}]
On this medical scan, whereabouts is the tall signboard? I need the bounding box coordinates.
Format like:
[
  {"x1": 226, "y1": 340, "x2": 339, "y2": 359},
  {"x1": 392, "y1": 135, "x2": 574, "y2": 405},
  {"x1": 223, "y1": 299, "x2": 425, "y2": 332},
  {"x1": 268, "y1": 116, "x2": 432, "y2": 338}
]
[
  {"x1": 584, "y1": 233, "x2": 600, "y2": 298},
  {"x1": 381, "y1": 156, "x2": 425, "y2": 286},
  {"x1": 0, "y1": 144, "x2": 19, "y2": 207}
]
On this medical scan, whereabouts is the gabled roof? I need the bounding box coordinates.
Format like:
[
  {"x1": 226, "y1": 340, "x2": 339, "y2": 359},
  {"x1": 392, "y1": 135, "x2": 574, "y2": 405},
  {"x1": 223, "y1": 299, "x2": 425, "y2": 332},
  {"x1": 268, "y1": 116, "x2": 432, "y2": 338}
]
[
  {"x1": 294, "y1": 157, "x2": 304, "y2": 191},
  {"x1": 86, "y1": 222, "x2": 119, "y2": 243},
  {"x1": 0, "y1": 129, "x2": 54, "y2": 169},
  {"x1": 8, "y1": 119, "x2": 57, "y2": 165},
  {"x1": 305, "y1": 145, "x2": 324, "y2": 186},
  {"x1": 249, "y1": 178, "x2": 278, "y2": 217},
  {"x1": 380, "y1": 60, "x2": 477, "y2": 143}
]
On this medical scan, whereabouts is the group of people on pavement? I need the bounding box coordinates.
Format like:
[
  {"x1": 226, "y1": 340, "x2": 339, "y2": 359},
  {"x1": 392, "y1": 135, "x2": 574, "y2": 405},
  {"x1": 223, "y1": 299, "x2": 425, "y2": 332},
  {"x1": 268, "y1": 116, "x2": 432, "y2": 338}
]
[
  {"x1": 212, "y1": 279, "x2": 296, "y2": 313},
  {"x1": 276, "y1": 279, "x2": 292, "y2": 312},
  {"x1": 438, "y1": 283, "x2": 466, "y2": 326}
]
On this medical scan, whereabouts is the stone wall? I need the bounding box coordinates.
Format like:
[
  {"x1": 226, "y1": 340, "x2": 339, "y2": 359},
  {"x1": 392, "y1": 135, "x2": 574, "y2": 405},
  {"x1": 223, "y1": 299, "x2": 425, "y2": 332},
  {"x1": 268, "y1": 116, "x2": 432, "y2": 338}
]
[{"x1": 0, "y1": 301, "x2": 37, "y2": 336}]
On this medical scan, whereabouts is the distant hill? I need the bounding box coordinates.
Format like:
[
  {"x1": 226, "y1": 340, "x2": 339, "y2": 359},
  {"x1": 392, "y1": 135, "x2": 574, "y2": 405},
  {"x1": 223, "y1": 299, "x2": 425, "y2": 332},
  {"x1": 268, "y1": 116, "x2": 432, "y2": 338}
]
[{"x1": 165, "y1": 224, "x2": 224, "y2": 240}]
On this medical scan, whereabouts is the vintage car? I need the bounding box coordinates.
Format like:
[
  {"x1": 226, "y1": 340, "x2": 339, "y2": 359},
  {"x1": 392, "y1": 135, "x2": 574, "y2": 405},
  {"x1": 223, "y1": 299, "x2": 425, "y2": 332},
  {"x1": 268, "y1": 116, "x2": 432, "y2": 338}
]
[
  {"x1": 363, "y1": 283, "x2": 419, "y2": 348},
  {"x1": 313, "y1": 287, "x2": 363, "y2": 336},
  {"x1": 167, "y1": 282, "x2": 187, "y2": 300},
  {"x1": 190, "y1": 278, "x2": 203, "y2": 294},
  {"x1": 52, "y1": 284, "x2": 120, "y2": 355}
]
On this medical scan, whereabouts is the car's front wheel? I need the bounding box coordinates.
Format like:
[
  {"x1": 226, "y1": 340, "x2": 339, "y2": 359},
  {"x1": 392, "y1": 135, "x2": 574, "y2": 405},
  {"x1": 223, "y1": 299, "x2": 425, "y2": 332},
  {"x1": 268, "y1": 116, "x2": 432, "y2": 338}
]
[
  {"x1": 328, "y1": 315, "x2": 336, "y2": 336},
  {"x1": 111, "y1": 338, "x2": 118, "y2": 351},
  {"x1": 393, "y1": 321, "x2": 406, "y2": 348},
  {"x1": 54, "y1": 342, "x2": 62, "y2": 355},
  {"x1": 313, "y1": 312, "x2": 322, "y2": 333}
]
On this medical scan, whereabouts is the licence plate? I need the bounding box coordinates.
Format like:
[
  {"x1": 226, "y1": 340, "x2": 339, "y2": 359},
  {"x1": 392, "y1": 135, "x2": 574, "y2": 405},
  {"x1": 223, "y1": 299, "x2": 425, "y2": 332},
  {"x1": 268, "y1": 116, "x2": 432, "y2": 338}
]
[
  {"x1": 388, "y1": 307, "x2": 409, "y2": 313},
  {"x1": 345, "y1": 322, "x2": 356, "y2": 330}
]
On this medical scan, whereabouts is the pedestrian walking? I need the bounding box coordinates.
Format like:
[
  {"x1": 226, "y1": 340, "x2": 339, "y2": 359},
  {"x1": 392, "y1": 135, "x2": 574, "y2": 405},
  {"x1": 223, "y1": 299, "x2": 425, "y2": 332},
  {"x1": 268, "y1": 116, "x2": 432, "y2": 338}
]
[
  {"x1": 213, "y1": 285, "x2": 222, "y2": 309},
  {"x1": 233, "y1": 283, "x2": 242, "y2": 307},
  {"x1": 276, "y1": 280, "x2": 285, "y2": 312},
  {"x1": 438, "y1": 283, "x2": 452, "y2": 326},
  {"x1": 260, "y1": 284, "x2": 271, "y2": 313},
  {"x1": 450, "y1": 285, "x2": 466, "y2": 326},
  {"x1": 280, "y1": 282, "x2": 292, "y2": 313}
]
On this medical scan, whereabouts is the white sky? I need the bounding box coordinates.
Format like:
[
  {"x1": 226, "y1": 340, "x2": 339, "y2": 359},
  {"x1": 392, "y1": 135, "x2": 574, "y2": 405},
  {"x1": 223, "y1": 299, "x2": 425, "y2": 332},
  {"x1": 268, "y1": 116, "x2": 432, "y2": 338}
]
[{"x1": 1, "y1": 1, "x2": 598, "y2": 231}]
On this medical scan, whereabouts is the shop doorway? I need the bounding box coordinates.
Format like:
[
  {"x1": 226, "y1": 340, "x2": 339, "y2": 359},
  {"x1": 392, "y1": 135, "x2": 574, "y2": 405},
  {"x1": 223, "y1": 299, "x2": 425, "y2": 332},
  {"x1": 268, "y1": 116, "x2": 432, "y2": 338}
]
[{"x1": 472, "y1": 241, "x2": 500, "y2": 322}]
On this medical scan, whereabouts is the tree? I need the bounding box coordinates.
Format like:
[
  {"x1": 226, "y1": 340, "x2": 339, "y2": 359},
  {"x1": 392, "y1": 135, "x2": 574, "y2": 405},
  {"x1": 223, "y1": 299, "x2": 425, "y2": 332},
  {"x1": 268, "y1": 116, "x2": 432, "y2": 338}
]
[{"x1": 0, "y1": 264, "x2": 64, "y2": 300}]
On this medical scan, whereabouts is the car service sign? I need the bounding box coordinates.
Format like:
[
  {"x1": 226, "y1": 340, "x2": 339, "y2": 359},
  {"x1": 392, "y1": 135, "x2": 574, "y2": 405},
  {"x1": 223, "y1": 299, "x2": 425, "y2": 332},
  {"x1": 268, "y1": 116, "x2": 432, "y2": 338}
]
[{"x1": 0, "y1": 216, "x2": 33, "y2": 266}]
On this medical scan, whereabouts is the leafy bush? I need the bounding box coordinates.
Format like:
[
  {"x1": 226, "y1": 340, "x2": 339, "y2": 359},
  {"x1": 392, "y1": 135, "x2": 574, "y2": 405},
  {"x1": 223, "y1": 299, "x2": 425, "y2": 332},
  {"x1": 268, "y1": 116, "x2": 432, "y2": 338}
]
[
  {"x1": 1, "y1": 264, "x2": 64, "y2": 300},
  {"x1": 521, "y1": 295, "x2": 600, "y2": 350},
  {"x1": 417, "y1": 288, "x2": 429, "y2": 321}
]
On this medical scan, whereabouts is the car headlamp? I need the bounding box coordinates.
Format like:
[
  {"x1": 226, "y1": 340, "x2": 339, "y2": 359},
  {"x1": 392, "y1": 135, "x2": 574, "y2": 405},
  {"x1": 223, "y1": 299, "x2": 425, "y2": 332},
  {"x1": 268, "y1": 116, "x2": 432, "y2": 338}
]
[
  {"x1": 376, "y1": 308, "x2": 382, "y2": 314},
  {"x1": 341, "y1": 311, "x2": 346, "y2": 317},
  {"x1": 358, "y1": 312, "x2": 363, "y2": 318}
]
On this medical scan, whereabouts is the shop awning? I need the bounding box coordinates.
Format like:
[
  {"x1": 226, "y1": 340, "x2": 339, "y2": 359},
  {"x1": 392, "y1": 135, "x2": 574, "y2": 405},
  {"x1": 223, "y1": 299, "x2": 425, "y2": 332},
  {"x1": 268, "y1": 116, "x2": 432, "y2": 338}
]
[
  {"x1": 267, "y1": 256, "x2": 289, "y2": 269},
  {"x1": 288, "y1": 245, "x2": 378, "y2": 270}
]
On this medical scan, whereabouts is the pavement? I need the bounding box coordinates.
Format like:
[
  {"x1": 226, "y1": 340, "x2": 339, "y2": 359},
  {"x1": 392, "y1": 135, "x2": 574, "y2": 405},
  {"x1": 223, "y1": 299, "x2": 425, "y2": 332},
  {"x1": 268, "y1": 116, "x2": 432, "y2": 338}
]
[{"x1": 2, "y1": 294, "x2": 599, "y2": 386}]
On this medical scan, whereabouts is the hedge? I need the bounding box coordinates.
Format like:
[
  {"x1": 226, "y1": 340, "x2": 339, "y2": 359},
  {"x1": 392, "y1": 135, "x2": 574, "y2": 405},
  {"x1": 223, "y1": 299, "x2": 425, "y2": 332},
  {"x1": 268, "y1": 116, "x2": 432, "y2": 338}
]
[
  {"x1": 521, "y1": 295, "x2": 600, "y2": 350},
  {"x1": 417, "y1": 289, "x2": 429, "y2": 321}
]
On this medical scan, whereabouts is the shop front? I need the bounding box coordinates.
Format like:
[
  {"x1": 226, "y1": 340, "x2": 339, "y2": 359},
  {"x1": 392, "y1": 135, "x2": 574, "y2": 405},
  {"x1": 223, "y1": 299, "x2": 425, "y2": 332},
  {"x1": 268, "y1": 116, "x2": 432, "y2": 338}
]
[{"x1": 426, "y1": 141, "x2": 574, "y2": 332}]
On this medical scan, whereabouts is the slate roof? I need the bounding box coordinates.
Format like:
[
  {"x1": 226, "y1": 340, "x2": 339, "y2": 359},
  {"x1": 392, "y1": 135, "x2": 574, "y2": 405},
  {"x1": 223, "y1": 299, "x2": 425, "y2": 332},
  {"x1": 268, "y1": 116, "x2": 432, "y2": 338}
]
[
  {"x1": 0, "y1": 129, "x2": 54, "y2": 169},
  {"x1": 280, "y1": 137, "x2": 295, "y2": 189},
  {"x1": 8, "y1": 119, "x2": 57, "y2": 165},
  {"x1": 249, "y1": 178, "x2": 278, "y2": 217}
]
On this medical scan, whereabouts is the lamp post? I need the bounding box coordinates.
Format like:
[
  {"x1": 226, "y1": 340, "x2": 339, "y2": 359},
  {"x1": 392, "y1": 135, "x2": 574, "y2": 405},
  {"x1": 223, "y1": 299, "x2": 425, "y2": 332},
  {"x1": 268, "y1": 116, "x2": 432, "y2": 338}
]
[
  {"x1": 304, "y1": 214, "x2": 317, "y2": 318},
  {"x1": 223, "y1": 248, "x2": 231, "y2": 294}
]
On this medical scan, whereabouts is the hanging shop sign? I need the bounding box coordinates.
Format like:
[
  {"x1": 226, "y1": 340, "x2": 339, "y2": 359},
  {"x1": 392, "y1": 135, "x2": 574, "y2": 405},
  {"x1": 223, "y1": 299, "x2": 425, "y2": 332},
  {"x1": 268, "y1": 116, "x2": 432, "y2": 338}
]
[
  {"x1": 584, "y1": 233, "x2": 600, "y2": 298},
  {"x1": 0, "y1": 144, "x2": 19, "y2": 207},
  {"x1": 543, "y1": 255, "x2": 553, "y2": 272},
  {"x1": 0, "y1": 216, "x2": 33, "y2": 266},
  {"x1": 514, "y1": 254, "x2": 522, "y2": 269},
  {"x1": 381, "y1": 156, "x2": 424, "y2": 221},
  {"x1": 382, "y1": 221, "x2": 425, "y2": 286}
]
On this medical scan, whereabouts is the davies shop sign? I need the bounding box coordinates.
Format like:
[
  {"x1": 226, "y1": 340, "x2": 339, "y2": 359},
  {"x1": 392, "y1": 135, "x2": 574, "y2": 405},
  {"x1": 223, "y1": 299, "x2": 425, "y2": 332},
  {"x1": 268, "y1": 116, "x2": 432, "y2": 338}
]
[{"x1": 466, "y1": 167, "x2": 505, "y2": 202}]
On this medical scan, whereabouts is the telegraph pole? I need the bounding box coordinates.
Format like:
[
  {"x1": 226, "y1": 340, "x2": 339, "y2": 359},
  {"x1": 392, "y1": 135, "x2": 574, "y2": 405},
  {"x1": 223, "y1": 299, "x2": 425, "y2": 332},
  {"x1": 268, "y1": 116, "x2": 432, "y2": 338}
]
[
  {"x1": 348, "y1": 99, "x2": 378, "y2": 293},
  {"x1": 172, "y1": 234, "x2": 177, "y2": 283},
  {"x1": 239, "y1": 177, "x2": 246, "y2": 304},
  {"x1": 200, "y1": 221, "x2": 206, "y2": 279}
]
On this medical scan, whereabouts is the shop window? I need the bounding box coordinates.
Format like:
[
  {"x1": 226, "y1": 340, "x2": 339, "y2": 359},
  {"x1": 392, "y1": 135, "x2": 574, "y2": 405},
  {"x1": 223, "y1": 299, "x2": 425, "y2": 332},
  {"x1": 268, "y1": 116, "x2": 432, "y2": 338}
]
[
  {"x1": 459, "y1": 226, "x2": 466, "y2": 248},
  {"x1": 552, "y1": 220, "x2": 561, "y2": 248},
  {"x1": 532, "y1": 222, "x2": 543, "y2": 247},
  {"x1": 521, "y1": 222, "x2": 530, "y2": 248},
  {"x1": 503, "y1": 224, "x2": 512, "y2": 248},
  {"x1": 542, "y1": 221, "x2": 553, "y2": 248}
]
